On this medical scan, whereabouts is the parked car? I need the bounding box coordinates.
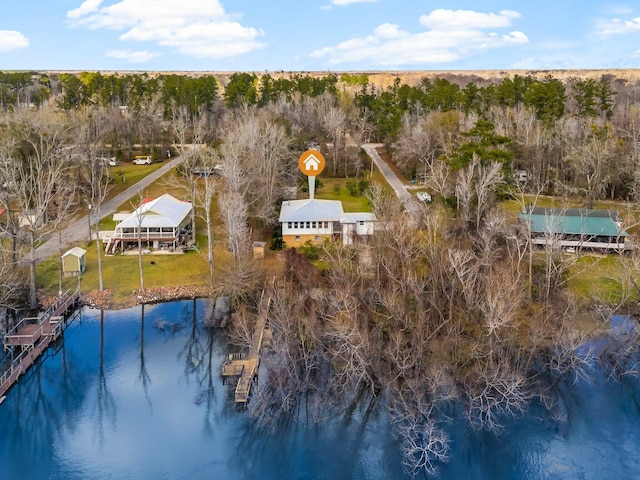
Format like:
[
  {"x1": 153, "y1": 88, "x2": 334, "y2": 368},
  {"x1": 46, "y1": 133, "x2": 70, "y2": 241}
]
[
  {"x1": 133, "y1": 155, "x2": 152, "y2": 165},
  {"x1": 416, "y1": 191, "x2": 432, "y2": 203},
  {"x1": 101, "y1": 156, "x2": 118, "y2": 166}
]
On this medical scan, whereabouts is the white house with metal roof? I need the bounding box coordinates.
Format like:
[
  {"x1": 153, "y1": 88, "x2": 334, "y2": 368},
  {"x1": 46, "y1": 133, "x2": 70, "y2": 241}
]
[
  {"x1": 279, "y1": 199, "x2": 375, "y2": 246},
  {"x1": 104, "y1": 193, "x2": 193, "y2": 255}
]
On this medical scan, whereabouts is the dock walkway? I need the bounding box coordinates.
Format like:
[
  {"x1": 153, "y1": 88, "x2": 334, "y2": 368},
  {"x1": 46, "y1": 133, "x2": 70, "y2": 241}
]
[
  {"x1": 0, "y1": 289, "x2": 81, "y2": 399},
  {"x1": 221, "y1": 293, "x2": 270, "y2": 406}
]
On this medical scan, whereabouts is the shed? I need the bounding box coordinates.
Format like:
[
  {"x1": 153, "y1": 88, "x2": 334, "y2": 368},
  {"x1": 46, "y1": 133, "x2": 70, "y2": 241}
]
[
  {"x1": 253, "y1": 241, "x2": 267, "y2": 259},
  {"x1": 62, "y1": 247, "x2": 87, "y2": 276}
]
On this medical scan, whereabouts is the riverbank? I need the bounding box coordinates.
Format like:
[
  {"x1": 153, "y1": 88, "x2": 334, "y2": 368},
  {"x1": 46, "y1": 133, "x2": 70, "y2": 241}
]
[{"x1": 37, "y1": 285, "x2": 210, "y2": 311}]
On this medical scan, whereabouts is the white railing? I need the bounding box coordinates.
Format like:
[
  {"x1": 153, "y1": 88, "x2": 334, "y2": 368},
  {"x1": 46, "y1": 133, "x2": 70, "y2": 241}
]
[
  {"x1": 532, "y1": 238, "x2": 627, "y2": 251},
  {"x1": 112, "y1": 232, "x2": 176, "y2": 240}
]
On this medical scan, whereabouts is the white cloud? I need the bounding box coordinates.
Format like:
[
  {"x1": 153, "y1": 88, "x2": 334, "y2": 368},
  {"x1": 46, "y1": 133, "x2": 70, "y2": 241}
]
[
  {"x1": 419, "y1": 9, "x2": 520, "y2": 30},
  {"x1": 0, "y1": 30, "x2": 29, "y2": 52},
  {"x1": 596, "y1": 16, "x2": 640, "y2": 36},
  {"x1": 67, "y1": 0, "x2": 103, "y2": 19},
  {"x1": 310, "y1": 9, "x2": 527, "y2": 66},
  {"x1": 105, "y1": 49, "x2": 160, "y2": 63},
  {"x1": 67, "y1": 0, "x2": 265, "y2": 59}
]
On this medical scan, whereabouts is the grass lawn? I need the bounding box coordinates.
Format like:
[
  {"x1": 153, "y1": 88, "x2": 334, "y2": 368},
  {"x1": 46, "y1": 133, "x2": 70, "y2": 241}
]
[
  {"x1": 36, "y1": 240, "x2": 213, "y2": 304},
  {"x1": 565, "y1": 254, "x2": 637, "y2": 304},
  {"x1": 106, "y1": 161, "x2": 167, "y2": 198},
  {"x1": 313, "y1": 177, "x2": 372, "y2": 212}
]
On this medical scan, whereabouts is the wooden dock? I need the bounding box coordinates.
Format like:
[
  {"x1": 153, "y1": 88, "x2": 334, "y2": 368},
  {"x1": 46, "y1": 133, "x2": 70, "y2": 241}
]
[
  {"x1": 221, "y1": 293, "x2": 270, "y2": 406},
  {"x1": 0, "y1": 289, "x2": 81, "y2": 399}
]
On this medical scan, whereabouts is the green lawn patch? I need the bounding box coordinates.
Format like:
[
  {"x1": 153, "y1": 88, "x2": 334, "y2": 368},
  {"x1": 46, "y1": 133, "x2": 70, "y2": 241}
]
[
  {"x1": 566, "y1": 254, "x2": 637, "y2": 304},
  {"x1": 107, "y1": 162, "x2": 166, "y2": 198},
  {"x1": 314, "y1": 177, "x2": 371, "y2": 212},
  {"x1": 36, "y1": 240, "x2": 212, "y2": 305}
]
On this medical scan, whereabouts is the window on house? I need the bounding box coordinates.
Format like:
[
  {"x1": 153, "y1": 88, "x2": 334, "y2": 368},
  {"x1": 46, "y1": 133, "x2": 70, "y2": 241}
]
[
  {"x1": 312, "y1": 221, "x2": 316, "y2": 228},
  {"x1": 294, "y1": 222, "x2": 298, "y2": 228},
  {"x1": 359, "y1": 221, "x2": 364, "y2": 226},
  {"x1": 315, "y1": 235, "x2": 320, "y2": 241},
  {"x1": 295, "y1": 235, "x2": 300, "y2": 242},
  {"x1": 306, "y1": 221, "x2": 310, "y2": 228},
  {"x1": 288, "y1": 222, "x2": 292, "y2": 228}
]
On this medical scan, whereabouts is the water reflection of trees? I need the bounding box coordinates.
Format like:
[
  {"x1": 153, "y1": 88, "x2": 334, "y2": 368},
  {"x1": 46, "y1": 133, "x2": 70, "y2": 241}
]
[
  {"x1": 139, "y1": 304, "x2": 152, "y2": 408},
  {"x1": 175, "y1": 299, "x2": 220, "y2": 433},
  {"x1": 150, "y1": 299, "x2": 221, "y2": 432},
  {"x1": 94, "y1": 309, "x2": 116, "y2": 445},
  {"x1": 0, "y1": 311, "x2": 89, "y2": 464}
]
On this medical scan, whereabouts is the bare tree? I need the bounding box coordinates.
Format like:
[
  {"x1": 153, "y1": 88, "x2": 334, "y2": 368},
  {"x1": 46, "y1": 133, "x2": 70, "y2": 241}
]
[
  {"x1": 0, "y1": 248, "x2": 28, "y2": 324},
  {"x1": 75, "y1": 108, "x2": 113, "y2": 292},
  {"x1": 131, "y1": 193, "x2": 147, "y2": 294},
  {"x1": 2, "y1": 108, "x2": 75, "y2": 308},
  {"x1": 389, "y1": 380, "x2": 451, "y2": 477},
  {"x1": 464, "y1": 362, "x2": 533, "y2": 433},
  {"x1": 171, "y1": 106, "x2": 210, "y2": 236},
  {"x1": 455, "y1": 156, "x2": 504, "y2": 231},
  {"x1": 218, "y1": 188, "x2": 250, "y2": 260},
  {"x1": 194, "y1": 146, "x2": 218, "y2": 286},
  {"x1": 221, "y1": 108, "x2": 293, "y2": 222},
  {"x1": 393, "y1": 113, "x2": 436, "y2": 182},
  {"x1": 565, "y1": 125, "x2": 617, "y2": 206},
  {"x1": 321, "y1": 103, "x2": 347, "y2": 176}
]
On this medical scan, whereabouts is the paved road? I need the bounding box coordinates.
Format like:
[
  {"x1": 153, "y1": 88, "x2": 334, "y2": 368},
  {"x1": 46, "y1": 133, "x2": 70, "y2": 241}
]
[
  {"x1": 34, "y1": 155, "x2": 186, "y2": 264},
  {"x1": 361, "y1": 143, "x2": 421, "y2": 216}
]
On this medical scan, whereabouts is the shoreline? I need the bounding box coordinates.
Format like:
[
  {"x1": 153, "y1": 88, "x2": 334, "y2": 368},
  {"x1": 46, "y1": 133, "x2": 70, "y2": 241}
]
[{"x1": 38, "y1": 285, "x2": 211, "y2": 311}]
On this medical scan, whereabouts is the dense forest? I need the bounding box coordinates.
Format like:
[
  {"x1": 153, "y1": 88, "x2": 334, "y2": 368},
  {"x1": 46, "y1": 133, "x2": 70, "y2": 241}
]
[{"x1": 2, "y1": 70, "x2": 640, "y2": 476}]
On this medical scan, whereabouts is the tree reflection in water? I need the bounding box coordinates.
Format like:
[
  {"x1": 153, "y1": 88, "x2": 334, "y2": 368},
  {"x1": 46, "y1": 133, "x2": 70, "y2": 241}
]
[
  {"x1": 0, "y1": 311, "x2": 87, "y2": 465},
  {"x1": 94, "y1": 309, "x2": 116, "y2": 445},
  {"x1": 139, "y1": 304, "x2": 152, "y2": 408},
  {"x1": 176, "y1": 299, "x2": 219, "y2": 434}
]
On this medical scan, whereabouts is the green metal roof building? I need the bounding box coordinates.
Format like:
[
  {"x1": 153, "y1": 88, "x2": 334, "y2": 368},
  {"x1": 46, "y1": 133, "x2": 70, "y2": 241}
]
[{"x1": 519, "y1": 207, "x2": 628, "y2": 252}]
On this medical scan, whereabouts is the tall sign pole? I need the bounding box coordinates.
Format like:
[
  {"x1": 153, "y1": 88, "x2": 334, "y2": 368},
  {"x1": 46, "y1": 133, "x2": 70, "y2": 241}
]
[{"x1": 298, "y1": 149, "x2": 326, "y2": 200}]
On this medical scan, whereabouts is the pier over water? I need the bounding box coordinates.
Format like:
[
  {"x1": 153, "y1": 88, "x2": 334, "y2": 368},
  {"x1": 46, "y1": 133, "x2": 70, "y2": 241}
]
[
  {"x1": 221, "y1": 292, "x2": 270, "y2": 407},
  {"x1": 0, "y1": 288, "x2": 81, "y2": 399}
]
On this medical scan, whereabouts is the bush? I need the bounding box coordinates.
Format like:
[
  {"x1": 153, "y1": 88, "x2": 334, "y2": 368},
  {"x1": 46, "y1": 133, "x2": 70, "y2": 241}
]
[
  {"x1": 358, "y1": 179, "x2": 370, "y2": 195},
  {"x1": 333, "y1": 183, "x2": 342, "y2": 194},
  {"x1": 270, "y1": 225, "x2": 285, "y2": 250},
  {"x1": 299, "y1": 177, "x2": 324, "y2": 193},
  {"x1": 346, "y1": 180, "x2": 358, "y2": 196},
  {"x1": 298, "y1": 240, "x2": 321, "y2": 260}
]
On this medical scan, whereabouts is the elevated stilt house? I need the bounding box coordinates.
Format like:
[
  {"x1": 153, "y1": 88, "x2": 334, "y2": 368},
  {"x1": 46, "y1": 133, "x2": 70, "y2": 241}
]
[{"x1": 104, "y1": 194, "x2": 193, "y2": 255}]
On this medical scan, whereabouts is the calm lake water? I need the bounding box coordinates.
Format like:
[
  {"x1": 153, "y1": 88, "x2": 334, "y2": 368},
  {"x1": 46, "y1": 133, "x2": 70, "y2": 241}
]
[{"x1": 1, "y1": 300, "x2": 640, "y2": 480}]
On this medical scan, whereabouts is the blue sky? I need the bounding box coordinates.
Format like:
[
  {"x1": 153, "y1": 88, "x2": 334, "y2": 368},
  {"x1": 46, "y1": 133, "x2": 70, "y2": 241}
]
[{"x1": 1, "y1": 0, "x2": 640, "y2": 71}]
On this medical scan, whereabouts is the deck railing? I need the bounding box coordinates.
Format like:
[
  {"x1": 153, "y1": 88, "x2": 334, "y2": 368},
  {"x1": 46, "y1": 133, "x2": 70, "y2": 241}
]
[
  {"x1": 0, "y1": 289, "x2": 80, "y2": 398},
  {"x1": 112, "y1": 232, "x2": 176, "y2": 240}
]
